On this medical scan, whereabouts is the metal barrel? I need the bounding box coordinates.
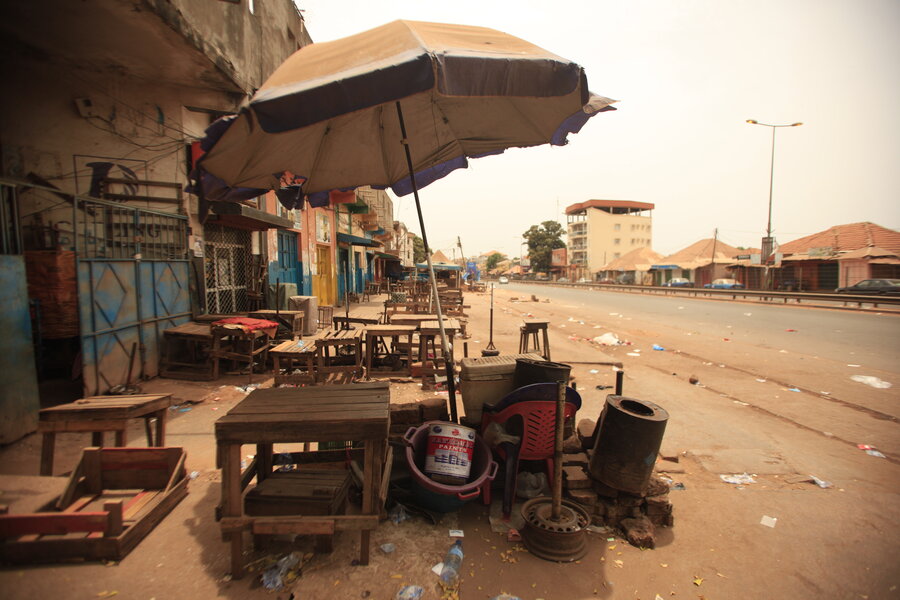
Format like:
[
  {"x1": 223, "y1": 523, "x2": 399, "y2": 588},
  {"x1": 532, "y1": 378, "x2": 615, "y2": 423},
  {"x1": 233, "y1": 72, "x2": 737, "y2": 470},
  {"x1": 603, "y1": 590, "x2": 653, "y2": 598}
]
[{"x1": 589, "y1": 395, "x2": 669, "y2": 494}]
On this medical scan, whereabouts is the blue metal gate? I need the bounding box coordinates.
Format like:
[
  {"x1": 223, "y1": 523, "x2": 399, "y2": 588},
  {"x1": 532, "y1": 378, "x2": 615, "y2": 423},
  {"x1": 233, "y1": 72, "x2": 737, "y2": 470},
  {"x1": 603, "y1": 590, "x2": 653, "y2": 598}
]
[{"x1": 75, "y1": 197, "x2": 190, "y2": 396}]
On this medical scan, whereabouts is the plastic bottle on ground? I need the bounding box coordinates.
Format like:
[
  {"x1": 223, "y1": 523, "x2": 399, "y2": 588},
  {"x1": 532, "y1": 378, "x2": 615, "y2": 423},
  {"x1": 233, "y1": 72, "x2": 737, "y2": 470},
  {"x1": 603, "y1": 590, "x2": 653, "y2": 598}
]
[{"x1": 439, "y1": 540, "x2": 464, "y2": 588}]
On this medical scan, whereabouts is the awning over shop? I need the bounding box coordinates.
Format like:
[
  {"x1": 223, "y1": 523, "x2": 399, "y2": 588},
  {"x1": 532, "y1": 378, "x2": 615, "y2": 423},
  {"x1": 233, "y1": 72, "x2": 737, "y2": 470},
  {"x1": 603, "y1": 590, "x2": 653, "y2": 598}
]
[
  {"x1": 416, "y1": 262, "x2": 462, "y2": 271},
  {"x1": 207, "y1": 201, "x2": 293, "y2": 230},
  {"x1": 337, "y1": 232, "x2": 379, "y2": 247},
  {"x1": 375, "y1": 251, "x2": 401, "y2": 260}
]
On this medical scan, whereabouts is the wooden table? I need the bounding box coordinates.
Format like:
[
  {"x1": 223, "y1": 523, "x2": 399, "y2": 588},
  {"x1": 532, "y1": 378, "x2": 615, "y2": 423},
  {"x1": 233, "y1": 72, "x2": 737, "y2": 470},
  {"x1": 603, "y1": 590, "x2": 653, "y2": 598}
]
[
  {"x1": 38, "y1": 394, "x2": 173, "y2": 475},
  {"x1": 332, "y1": 307, "x2": 382, "y2": 329},
  {"x1": 214, "y1": 383, "x2": 390, "y2": 577},
  {"x1": 364, "y1": 324, "x2": 416, "y2": 378},
  {"x1": 387, "y1": 314, "x2": 438, "y2": 328},
  {"x1": 315, "y1": 328, "x2": 364, "y2": 383},
  {"x1": 161, "y1": 322, "x2": 214, "y2": 380},
  {"x1": 269, "y1": 338, "x2": 317, "y2": 385},
  {"x1": 248, "y1": 310, "x2": 305, "y2": 337},
  {"x1": 211, "y1": 325, "x2": 271, "y2": 380}
]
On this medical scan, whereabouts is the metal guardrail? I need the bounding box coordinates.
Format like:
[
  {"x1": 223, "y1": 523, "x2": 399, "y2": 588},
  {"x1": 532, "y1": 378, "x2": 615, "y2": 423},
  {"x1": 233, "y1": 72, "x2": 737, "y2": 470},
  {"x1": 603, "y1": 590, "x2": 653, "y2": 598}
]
[{"x1": 494, "y1": 279, "x2": 900, "y2": 310}]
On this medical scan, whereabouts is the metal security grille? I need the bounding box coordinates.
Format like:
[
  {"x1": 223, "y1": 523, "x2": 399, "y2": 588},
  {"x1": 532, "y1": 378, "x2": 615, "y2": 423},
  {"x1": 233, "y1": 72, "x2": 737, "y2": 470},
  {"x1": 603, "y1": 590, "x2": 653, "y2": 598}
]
[
  {"x1": 77, "y1": 202, "x2": 187, "y2": 259},
  {"x1": 204, "y1": 223, "x2": 251, "y2": 314}
]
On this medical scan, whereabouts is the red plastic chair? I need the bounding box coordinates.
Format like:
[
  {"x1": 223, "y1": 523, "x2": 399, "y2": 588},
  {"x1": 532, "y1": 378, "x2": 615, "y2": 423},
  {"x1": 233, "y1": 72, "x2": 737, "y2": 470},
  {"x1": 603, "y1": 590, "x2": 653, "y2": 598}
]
[{"x1": 480, "y1": 399, "x2": 577, "y2": 517}]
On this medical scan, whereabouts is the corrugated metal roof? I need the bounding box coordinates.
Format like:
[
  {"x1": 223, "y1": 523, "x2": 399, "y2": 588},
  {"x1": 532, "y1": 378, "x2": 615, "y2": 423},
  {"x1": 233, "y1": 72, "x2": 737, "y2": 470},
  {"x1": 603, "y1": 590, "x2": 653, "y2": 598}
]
[
  {"x1": 656, "y1": 238, "x2": 744, "y2": 269},
  {"x1": 778, "y1": 222, "x2": 900, "y2": 255},
  {"x1": 598, "y1": 246, "x2": 664, "y2": 271}
]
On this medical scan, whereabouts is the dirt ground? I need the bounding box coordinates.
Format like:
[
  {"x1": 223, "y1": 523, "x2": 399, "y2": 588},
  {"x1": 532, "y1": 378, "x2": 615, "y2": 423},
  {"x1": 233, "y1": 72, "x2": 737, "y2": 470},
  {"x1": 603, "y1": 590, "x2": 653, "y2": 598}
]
[{"x1": 1, "y1": 285, "x2": 898, "y2": 600}]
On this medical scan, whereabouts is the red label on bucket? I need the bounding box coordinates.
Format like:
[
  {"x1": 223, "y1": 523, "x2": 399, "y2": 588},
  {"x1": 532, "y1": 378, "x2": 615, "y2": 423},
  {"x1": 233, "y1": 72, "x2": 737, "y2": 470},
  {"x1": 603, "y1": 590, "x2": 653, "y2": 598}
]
[{"x1": 424, "y1": 423, "x2": 475, "y2": 480}]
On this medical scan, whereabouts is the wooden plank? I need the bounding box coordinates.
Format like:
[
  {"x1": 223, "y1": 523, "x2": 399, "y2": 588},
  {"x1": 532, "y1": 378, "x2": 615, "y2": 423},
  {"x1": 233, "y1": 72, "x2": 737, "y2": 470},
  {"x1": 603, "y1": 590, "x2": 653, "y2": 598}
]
[
  {"x1": 220, "y1": 514, "x2": 377, "y2": 533},
  {"x1": 103, "y1": 501, "x2": 123, "y2": 537},
  {"x1": 0, "y1": 512, "x2": 110, "y2": 538},
  {"x1": 225, "y1": 394, "x2": 388, "y2": 412},
  {"x1": 0, "y1": 536, "x2": 120, "y2": 564},
  {"x1": 252, "y1": 519, "x2": 335, "y2": 536},
  {"x1": 225, "y1": 402, "x2": 388, "y2": 416},
  {"x1": 240, "y1": 456, "x2": 258, "y2": 491},
  {"x1": 123, "y1": 491, "x2": 158, "y2": 520},
  {"x1": 216, "y1": 421, "x2": 389, "y2": 444},
  {"x1": 62, "y1": 494, "x2": 98, "y2": 514},
  {"x1": 117, "y1": 479, "x2": 187, "y2": 559},
  {"x1": 217, "y1": 408, "x2": 389, "y2": 426},
  {"x1": 164, "y1": 451, "x2": 186, "y2": 493},
  {"x1": 83, "y1": 448, "x2": 103, "y2": 494}
]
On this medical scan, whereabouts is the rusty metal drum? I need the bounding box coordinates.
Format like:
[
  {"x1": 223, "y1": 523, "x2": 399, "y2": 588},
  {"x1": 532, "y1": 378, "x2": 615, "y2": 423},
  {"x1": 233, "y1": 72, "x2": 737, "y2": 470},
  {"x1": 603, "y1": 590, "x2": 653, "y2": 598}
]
[{"x1": 589, "y1": 395, "x2": 669, "y2": 494}]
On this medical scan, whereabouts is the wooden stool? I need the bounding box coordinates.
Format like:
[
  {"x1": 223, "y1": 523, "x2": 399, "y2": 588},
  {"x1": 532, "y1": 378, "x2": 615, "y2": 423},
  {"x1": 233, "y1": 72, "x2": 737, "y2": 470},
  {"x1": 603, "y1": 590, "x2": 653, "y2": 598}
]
[
  {"x1": 518, "y1": 318, "x2": 551, "y2": 360},
  {"x1": 317, "y1": 305, "x2": 334, "y2": 330},
  {"x1": 315, "y1": 328, "x2": 364, "y2": 383},
  {"x1": 418, "y1": 319, "x2": 460, "y2": 388},
  {"x1": 270, "y1": 339, "x2": 317, "y2": 385}
]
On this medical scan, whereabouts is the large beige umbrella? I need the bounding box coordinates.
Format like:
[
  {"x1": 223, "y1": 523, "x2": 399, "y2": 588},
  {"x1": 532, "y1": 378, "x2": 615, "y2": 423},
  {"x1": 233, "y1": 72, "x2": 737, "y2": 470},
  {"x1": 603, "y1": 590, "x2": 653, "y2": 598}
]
[{"x1": 195, "y1": 20, "x2": 617, "y2": 421}]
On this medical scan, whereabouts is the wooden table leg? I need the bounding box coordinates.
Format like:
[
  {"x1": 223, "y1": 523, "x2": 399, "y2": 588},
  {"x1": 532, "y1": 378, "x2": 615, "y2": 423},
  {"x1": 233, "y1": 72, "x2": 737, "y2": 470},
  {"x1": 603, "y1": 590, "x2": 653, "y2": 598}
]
[
  {"x1": 40, "y1": 432, "x2": 55, "y2": 476},
  {"x1": 144, "y1": 417, "x2": 154, "y2": 446},
  {"x1": 365, "y1": 335, "x2": 373, "y2": 380},
  {"x1": 221, "y1": 443, "x2": 244, "y2": 577},
  {"x1": 359, "y1": 439, "x2": 375, "y2": 565},
  {"x1": 114, "y1": 428, "x2": 127, "y2": 447},
  {"x1": 257, "y1": 443, "x2": 273, "y2": 482},
  {"x1": 542, "y1": 327, "x2": 551, "y2": 361},
  {"x1": 155, "y1": 409, "x2": 167, "y2": 446}
]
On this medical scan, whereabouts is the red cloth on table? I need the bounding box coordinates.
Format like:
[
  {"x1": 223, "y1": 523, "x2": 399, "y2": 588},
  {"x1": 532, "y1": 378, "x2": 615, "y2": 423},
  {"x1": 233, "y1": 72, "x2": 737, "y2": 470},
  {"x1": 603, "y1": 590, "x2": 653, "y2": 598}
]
[{"x1": 212, "y1": 317, "x2": 279, "y2": 338}]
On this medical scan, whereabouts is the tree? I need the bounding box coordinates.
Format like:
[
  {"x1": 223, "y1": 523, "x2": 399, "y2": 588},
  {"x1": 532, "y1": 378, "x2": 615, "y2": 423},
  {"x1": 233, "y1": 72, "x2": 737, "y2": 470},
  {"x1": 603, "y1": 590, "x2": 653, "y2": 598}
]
[
  {"x1": 522, "y1": 221, "x2": 566, "y2": 273},
  {"x1": 412, "y1": 234, "x2": 426, "y2": 264},
  {"x1": 485, "y1": 252, "x2": 506, "y2": 270}
]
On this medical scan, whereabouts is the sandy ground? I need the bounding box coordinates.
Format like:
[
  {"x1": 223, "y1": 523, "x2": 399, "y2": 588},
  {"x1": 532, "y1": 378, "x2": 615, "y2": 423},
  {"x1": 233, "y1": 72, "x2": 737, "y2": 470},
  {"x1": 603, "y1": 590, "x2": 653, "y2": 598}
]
[{"x1": 1, "y1": 285, "x2": 898, "y2": 600}]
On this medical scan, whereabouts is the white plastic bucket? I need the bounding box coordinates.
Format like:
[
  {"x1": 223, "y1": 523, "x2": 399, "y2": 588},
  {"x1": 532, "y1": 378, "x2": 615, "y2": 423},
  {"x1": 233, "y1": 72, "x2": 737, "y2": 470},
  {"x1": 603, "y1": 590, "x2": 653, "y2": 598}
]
[{"x1": 424, "y1": 422, "x2": 476, "y2": 484}]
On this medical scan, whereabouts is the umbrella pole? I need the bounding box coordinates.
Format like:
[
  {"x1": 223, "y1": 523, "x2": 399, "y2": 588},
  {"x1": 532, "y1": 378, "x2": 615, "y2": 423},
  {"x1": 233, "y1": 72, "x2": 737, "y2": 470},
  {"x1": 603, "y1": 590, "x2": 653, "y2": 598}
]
[{"x1": 395, "y1": 101, "x2": 459, "y2": 424}]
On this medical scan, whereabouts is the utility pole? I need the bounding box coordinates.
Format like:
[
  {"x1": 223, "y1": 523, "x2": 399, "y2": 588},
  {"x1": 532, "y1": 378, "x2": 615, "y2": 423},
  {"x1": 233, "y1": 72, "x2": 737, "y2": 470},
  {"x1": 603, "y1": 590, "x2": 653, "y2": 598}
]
[{"x1": 711, "y1": 228, "x2": 719, "y2": 282}]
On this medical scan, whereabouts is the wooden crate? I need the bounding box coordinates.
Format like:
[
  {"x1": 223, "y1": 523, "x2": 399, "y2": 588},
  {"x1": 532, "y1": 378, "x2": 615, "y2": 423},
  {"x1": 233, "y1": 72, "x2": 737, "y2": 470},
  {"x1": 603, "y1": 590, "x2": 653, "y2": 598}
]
[
  {"x1": 0, "y1": 447, "x2": 188, "y2": 563},
  {"x1": 245, "y1": 469, "x2": 350, "y2": 517}
]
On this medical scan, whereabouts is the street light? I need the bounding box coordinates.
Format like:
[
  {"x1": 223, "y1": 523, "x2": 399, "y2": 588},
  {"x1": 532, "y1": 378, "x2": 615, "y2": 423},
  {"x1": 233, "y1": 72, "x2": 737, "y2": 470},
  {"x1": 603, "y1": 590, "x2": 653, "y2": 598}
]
[{"x1": 746, "y1": 119, "x2": 802, "y2": 288}]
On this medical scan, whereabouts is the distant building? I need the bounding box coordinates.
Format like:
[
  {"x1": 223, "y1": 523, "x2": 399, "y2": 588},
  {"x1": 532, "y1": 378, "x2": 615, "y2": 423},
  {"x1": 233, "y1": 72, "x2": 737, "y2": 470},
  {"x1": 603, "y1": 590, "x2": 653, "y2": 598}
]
[
  {"x1": 651, "y1": 238, "x2": 744, "y2": 287},
  {"x1": 565, "y1": 200, "x2": 655, "y2": 280},
  {"x1": 769, "y1": 222, "x2": 900, "y2": 290}
]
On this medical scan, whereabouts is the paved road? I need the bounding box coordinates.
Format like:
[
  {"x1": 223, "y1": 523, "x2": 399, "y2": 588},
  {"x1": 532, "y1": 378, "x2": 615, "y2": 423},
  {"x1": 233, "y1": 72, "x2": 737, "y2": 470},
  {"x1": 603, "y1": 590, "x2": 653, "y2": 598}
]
[{"x1": 504, "y1": 282, "x2": 900, "y2": 372}]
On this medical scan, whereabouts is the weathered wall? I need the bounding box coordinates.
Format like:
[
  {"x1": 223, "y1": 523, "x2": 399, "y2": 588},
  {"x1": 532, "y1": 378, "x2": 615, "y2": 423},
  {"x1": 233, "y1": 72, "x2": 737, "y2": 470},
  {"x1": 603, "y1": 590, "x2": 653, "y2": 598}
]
[{"x1": 0, "y1": 256, "x2": 40, "y2": 443}]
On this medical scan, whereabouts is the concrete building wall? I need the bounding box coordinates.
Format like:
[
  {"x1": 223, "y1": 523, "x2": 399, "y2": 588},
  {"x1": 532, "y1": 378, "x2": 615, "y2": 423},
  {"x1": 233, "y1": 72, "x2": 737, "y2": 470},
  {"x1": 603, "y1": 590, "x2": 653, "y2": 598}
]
[{"x1": 584, "y1": 210, "x2": 653, "y2": 272}]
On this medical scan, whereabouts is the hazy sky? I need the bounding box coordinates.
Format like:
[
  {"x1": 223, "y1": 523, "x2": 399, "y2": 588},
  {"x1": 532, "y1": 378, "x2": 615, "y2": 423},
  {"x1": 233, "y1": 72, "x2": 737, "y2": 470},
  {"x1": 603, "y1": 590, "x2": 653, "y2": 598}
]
[{"x1": 295, "y1": 0, "x2": 900, "y2": 260}]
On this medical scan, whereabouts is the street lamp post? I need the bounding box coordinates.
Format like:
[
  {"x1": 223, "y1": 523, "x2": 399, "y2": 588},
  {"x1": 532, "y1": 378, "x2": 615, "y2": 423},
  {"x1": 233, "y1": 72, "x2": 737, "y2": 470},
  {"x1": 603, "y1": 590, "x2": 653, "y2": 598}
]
[{"x1": 746, "y1": 119, "x2": 802, "y2": 288}]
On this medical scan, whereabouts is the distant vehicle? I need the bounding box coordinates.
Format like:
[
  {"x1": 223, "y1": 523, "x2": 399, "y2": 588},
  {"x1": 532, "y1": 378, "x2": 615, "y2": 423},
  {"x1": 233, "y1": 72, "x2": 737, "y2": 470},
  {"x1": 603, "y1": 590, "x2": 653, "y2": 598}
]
[
  {"x1": 557, "y1": 277, "x2": 569, "y2": 282},
  {"x1": 597, "y1": 278, "x2": 615, "y2": 284},
  {"x1": 535, "y1": 274, "x2": 549, "y2": 281},
  {"x1": 577, "y1": 277, "x2": 591, "y2": 283},
  {"x1": 835, "y1": 278, "x2": 900, "y2": 295},
  {"x1": 616, "y1": 274, "x2": 635, "y2": 285},
  {"x1": 664, "y1": 277, "x2": 693, "y2": 287},
  {"x1": 498, "y1": 276, "x2": 509, "y2": 284},
  {"x1": 704, "y1": 278, "x2": 745, "y2": 289}
]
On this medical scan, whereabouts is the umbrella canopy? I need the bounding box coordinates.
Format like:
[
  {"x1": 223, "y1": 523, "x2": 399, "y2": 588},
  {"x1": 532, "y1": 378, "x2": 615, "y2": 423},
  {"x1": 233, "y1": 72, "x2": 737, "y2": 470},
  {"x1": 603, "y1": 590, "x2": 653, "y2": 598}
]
[
  {"x1": 198, "y1": 19, "x2": 615, "y2": 203},
  {"x1": 194, "y1": 20, "x2": 616, "y2": 424}
]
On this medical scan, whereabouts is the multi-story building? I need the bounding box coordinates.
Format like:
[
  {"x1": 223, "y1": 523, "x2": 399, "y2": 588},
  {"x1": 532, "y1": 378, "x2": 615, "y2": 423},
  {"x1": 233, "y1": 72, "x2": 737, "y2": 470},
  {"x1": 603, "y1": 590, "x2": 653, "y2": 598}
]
[{"x1": 565, "y1": 200, "x2": 655, "y2": 280}]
